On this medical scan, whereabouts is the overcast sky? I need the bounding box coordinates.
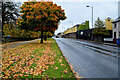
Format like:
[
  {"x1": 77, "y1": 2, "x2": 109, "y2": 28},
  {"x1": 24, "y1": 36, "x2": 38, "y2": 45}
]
[
  {"x1": 54, "y1": 1, "x2": 119, "y2": 35},
  {"x1": 17, "y1": 0, "x2": 119, "y2": 35}
]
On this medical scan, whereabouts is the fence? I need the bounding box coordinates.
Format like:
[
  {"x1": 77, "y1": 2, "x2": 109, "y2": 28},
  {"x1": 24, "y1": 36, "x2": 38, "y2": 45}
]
[{"x1": 65, "y1": 32, "x2": 77, "y2": 38}]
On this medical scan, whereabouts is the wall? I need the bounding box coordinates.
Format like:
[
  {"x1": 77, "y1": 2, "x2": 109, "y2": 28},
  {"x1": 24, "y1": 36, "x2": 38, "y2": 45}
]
[
  {"x1": 119, "y1": 1, "x2": 120, "y2": 38},
  {"x1": 117, "y1": 22, "x2": 120, "y2": 38},
  {"x1": 76, "y1": 29, "x2": 92, "y2": 40},
  {"x1": 65, "y1": 33, "x2": 76, "y2": 38}
]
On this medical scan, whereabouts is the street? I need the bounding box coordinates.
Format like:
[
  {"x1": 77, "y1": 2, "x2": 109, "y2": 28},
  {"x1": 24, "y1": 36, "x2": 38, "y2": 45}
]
[{"x1": 55, "y1": 38, "x2": 119, "y2": 78}]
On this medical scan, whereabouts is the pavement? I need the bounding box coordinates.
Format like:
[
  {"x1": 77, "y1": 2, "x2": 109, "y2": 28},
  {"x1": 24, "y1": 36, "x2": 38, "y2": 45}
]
[
  {"x1": 55, "y1": 38, "x2": 119, "y2": 79},
  {"x1": 2, "y1": 39, "x2": 41, "y2": 50},
  {"x1": 72, "y1": 38, "x2": 119, "y2": 47}
]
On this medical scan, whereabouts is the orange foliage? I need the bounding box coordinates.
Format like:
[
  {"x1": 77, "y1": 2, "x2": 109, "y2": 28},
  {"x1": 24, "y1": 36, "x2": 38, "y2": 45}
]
[
  {"x1": 20, "y1": 14, "x2": 23, "y2": 17},
  {"x1": 24, "y1": 2, "x2": 27, "y2": 4},
  {"x1": 18, "y1": 1, "x2": 66, "y2": 34}
]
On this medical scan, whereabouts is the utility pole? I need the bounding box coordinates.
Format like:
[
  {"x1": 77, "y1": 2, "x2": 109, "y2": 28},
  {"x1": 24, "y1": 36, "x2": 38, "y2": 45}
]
[
  {"x1": 86, "y1": 5, "x2": 94, "y2": 40},
  {"x1": 69, "y1": 21, "x2": 73, "y2": 34}
]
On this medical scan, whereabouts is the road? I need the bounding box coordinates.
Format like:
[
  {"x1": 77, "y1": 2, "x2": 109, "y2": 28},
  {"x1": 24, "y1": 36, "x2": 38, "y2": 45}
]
[{"x1": 55, "y1": 38, "x2": 119, "y2": 78}]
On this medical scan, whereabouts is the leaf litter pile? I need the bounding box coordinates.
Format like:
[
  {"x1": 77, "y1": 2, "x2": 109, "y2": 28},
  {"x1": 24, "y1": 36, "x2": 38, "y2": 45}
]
[{"x1": 2, "y1": 38, "x2": 76, "y2": 79}]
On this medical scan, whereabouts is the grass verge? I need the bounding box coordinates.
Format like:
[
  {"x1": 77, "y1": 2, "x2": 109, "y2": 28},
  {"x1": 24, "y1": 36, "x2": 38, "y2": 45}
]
[{"x1": 2, "y1": 38, "x2": 76, "y2": 79}]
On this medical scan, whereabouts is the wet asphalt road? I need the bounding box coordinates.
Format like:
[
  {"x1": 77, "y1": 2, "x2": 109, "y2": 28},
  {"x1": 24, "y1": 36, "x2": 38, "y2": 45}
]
[{"x1": 55, "y1": 38, "x2": 119, "y2": 78}]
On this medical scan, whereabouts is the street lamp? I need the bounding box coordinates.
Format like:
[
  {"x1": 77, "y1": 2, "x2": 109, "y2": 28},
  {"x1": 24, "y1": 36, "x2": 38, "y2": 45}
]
[
  {"x1": 61, "y1": 27, "x2": 65, "y2": 37},
  {"x1": 69, "y1": 21, "x2": 74, "y2": 34},
  {"x1": 86, "y1": 5, "x2": 94, "y2": 40},
  {"x1": 69, "y1": 21, "x2": 73, "y2": 27}
]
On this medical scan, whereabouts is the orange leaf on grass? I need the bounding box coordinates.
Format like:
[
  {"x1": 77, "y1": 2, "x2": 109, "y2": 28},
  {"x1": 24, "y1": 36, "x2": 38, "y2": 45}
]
[{"x1": 54, "y1": 67, "x2": 58, "y2": 70}]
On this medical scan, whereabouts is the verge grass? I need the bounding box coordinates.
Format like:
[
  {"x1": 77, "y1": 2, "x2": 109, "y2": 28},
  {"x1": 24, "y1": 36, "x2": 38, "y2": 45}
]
[{"x1": 2, "y1": 38, "x2": 76, "y2": 79}]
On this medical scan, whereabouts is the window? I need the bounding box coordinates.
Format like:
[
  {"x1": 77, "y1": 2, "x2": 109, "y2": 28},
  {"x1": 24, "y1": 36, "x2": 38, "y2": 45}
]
[
  {"x1": 114, "y1": 32, "x2": 116, "y2": 39},
  {"x1": 81, "y1": 31, "x2": 83, "y2": 35}
]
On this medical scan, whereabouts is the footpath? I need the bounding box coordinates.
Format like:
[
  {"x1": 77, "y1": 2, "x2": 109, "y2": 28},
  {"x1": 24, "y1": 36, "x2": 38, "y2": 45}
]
[
  {"x1": 2, "y1": 39, "x2": 41, "y2": 50},
  {"x1": 72, "y1": 38, "x2": 120, "y2": 47}
]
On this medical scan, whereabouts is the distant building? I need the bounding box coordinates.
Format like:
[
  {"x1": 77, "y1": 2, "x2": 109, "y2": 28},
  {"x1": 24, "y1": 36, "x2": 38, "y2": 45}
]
[
  {"x1": 64, "y1": 26, "x2": 77, "y2": 35},
  {"x1": 64, "y1": 26, "x2": 77, "y2": 38},
  {"x1": 105, "y1": 18, "x2": 114, "y2": 30},
  {"x1": 57, "y1": 32, "x2": 62, "y2": 38},
  {"x1": 103, "y1": 17, "x2": 114, "y2": 42},
  {"x1": 61, "y1": 32, "x2": 64, "y2": 38}
]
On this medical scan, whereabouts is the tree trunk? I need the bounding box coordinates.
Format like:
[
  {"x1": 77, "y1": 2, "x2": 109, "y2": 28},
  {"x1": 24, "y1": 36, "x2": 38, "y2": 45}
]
[
  {"x1": 41, "y1": 29, "x2": 43, "y2": 43},
  {"x1": 5, "y1": 37, "x2": 6, "y2": 43},
  {"x1": 44, "y1": 35, "x2": 47, "y2": 41}
]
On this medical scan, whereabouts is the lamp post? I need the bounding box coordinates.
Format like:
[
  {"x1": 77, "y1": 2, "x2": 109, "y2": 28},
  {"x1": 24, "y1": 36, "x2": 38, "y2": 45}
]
[
  {"x1": 69, "y1": 21, "x2": 73, "y2": 27},
  {"x1": 69, "y1": 21, "x2": 73, "y2": 34},
  {"x1": 86, "y1": 5, "x2": 94, "y2": 40},
  {"x1": 62, "y1": 27, "x2": 65, "y2": 38}
]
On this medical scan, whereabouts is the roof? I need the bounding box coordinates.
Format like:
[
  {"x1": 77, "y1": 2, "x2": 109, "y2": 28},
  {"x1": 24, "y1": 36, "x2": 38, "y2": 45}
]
[
  {"x1": 112, "y1": 16, "x2": 120, "y2": 23},
  {"x1": 57, "y1": 32, "x2": 62, "y2": 35}
]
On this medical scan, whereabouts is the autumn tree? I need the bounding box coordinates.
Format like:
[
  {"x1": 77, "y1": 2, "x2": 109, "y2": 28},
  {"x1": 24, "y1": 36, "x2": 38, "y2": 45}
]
[{"x1": 17, "y1": 1, "x2": 66, "y2": 43}]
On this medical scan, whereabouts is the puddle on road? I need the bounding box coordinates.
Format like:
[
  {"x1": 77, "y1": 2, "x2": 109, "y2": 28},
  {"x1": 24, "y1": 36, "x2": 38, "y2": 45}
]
[
  {"x1": 76, "y1": 42, "x2": 117, "y2": 54},
  {"x1": 76, "y1": 42, "x2": 118, "y2": 58},
  {"x1": 86, "y1": 46, "x2": 117, "y2": 58}
]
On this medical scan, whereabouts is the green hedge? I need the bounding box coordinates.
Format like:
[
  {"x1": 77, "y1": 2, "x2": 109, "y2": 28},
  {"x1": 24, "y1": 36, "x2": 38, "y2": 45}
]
[{"x1": 78, "y1": 21, "x2": 89, "y2": 31}]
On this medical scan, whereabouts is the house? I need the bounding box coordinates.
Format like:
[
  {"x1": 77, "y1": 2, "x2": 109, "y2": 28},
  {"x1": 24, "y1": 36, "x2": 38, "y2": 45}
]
[
  {"x1": 112, "y1": 1, "x2": 120, "y2": 44},
  {"x1": 104, "y1": 17, "x2": 114, "y2": 42},
  {"x1": 105, "y1": 18, "x2": 114, "y2": 30},
  {"x1": 112, "y1": 17, "x2": 120, "y2": 44}
]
